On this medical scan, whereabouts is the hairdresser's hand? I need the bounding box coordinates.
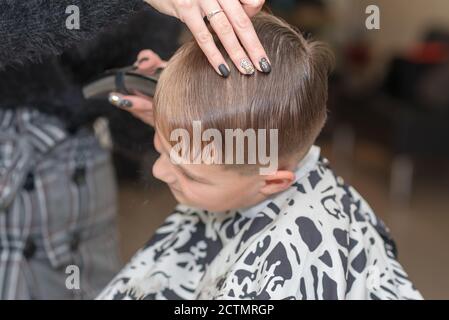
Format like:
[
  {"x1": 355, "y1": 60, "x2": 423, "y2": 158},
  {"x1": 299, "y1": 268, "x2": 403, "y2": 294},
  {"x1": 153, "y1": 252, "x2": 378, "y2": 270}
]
[
  {"x1": 143, "y1": 0, "x2": 270, "y2": 77},
  {"x1": 109, "y1": 92, "x2": 155, "y2": 126},
  {"x1": 108, "y1": 50, "x2": 166, "y2": 127},
  {"x1": 133, "y1": 49, "x2": 168, "y2": 75}
]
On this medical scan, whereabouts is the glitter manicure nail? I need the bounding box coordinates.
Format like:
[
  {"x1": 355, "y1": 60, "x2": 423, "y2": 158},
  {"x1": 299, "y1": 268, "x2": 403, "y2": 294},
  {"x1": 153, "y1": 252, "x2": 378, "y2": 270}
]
[{"x1": 240, "y1": 58, "x2": 255, "y2": 75}]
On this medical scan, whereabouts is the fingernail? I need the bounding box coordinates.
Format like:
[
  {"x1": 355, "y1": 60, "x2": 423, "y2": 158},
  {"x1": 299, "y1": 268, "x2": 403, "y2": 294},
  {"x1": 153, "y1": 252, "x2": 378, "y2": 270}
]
[
  {"x1": 108, "y1": 93, "x2": 133, "y2": 108},
  {"x1": 218, "y1": 64, "x2": 230, "y2": 78},
  {"x1": 108, "y1": 93, "x2": 122, "y2": 107},
  {"x1": 119, "y1": 99, "x2": 133, "y2": 108},
  {"x1": 137, "y1": 57, "x2": 149, "y2": 65},
  {"x1": 133, "y1": 57, "x2": 150, "y2": 68},
  {"x1": 259, "y1": 57, "x2": 271, "y2": 73},
  {"x1": 240, "y1": 58, "x2": 255, "y2": 75}
]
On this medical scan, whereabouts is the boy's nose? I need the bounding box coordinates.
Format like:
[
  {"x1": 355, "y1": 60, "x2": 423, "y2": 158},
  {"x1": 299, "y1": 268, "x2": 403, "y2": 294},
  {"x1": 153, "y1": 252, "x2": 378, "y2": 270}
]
[{"x1": 152, "y1": 156, "x2": 176, "y2": 185}]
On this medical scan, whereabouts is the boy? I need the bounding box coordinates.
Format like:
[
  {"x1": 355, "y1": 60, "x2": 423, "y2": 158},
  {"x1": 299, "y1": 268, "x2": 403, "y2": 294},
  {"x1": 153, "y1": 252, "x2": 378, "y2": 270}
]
[{"x1": 99, "y1": 13, "x2": 422, "y2": 300}]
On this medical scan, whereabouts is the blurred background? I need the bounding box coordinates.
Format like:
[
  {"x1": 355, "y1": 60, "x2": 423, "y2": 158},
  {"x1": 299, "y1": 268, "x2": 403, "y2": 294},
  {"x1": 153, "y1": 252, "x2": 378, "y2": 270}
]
[{"x1": 113, "y1": 0, "x2": 449, "y2": 299}]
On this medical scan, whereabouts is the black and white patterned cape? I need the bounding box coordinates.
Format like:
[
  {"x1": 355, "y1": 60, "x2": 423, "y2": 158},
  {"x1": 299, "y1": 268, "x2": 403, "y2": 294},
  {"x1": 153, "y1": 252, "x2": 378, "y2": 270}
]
[{"x1": 98, "y1": 146, "x2": 422, "y2": 300}]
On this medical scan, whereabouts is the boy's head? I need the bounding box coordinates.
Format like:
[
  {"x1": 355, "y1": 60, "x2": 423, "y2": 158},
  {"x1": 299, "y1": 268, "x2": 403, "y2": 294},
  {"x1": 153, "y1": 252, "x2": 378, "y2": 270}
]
[{"x1": 152, "y1": 12, "x2": 334, "y2": 212}]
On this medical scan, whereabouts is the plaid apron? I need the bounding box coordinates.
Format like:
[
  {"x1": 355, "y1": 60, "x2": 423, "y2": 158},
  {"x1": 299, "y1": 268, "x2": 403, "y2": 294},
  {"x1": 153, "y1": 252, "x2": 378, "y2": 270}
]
[{"x1": 0, "y1": 109, "x2": 121, "y2": 299}]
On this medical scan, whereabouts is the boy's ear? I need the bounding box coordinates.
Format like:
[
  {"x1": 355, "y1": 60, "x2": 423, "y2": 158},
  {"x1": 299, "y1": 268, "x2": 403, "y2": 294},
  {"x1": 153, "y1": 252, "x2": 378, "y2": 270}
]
[{"x1": 259, "y1": 170, "x2": 296, "y2": 196}]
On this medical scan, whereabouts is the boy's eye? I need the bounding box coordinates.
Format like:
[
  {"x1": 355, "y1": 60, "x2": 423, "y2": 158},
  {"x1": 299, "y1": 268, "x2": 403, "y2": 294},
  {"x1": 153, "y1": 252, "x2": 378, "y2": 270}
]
[
  {"x1": 176, "y1": 166, "x2": 211, "y2": 185},
  {"x1": 178, "y1": 168, "x2": 200, "y2": 183},
  {"x1": 182, "y1": 171, "x2": 197, "y2": 182}
]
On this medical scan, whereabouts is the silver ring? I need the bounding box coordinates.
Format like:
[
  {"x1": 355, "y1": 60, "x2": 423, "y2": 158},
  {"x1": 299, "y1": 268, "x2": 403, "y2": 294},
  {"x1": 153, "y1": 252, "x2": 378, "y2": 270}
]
[{"x1": 206, "y1": 9, "x2": 224, "y2": 21}]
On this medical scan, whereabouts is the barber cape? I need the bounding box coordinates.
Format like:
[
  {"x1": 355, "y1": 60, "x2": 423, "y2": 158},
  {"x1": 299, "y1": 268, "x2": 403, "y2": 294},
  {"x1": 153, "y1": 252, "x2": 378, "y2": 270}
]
[{"x1": 98, "y1": 146, "x2": 422, "y2": 300}]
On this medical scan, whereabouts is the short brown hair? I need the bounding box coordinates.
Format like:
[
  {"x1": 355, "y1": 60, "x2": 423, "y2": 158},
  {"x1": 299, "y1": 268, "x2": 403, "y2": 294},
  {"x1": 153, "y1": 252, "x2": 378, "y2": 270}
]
[{"x1": 154, "y1": 12, "x2": 334, "y2": 169}]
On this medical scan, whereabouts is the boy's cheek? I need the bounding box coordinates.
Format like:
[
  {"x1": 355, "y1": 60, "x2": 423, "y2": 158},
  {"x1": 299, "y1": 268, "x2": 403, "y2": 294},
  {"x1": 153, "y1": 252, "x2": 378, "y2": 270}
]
[
  {"x1": 181, "y1": 187, "x2": 220, "y2": 209},
  {"x1": 201, "y1": 188, "x2": 241, "y2": 211}
]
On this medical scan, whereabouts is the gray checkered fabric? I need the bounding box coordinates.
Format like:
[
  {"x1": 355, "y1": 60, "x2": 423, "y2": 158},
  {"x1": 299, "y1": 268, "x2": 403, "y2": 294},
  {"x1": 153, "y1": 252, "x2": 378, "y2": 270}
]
[{"x1": 0, "y1": 109, "x2": 121, "y2": 299}]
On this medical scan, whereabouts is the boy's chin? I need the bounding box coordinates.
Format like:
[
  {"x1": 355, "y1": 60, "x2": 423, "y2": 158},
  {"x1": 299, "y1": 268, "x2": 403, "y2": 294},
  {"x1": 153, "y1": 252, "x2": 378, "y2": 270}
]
[
  {"x1": 169, "y1": 189, "x2": 206, "y2": 210},
  {"x1": 169, "y1": 189, "x2": 258, "y2": 213},
  {"x1": 177, "y1": 197, "x2": 234, "y2": 213}
]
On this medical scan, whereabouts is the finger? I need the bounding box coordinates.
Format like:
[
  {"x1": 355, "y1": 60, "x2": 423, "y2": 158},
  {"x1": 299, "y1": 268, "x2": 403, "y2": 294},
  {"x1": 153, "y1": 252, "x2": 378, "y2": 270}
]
[
  {"x1": 135, "y1": 49, "x2": 158, "y2": 65},
  {"x1": 240, "y1": 0, "x2": 265, "y2": 17},
  {"x1": 109, "y1": 92, "x2": 155, "y2": 126},
  {"x1": 181, "y1": 8, "x2": 231, "y2": 77},
  {"x1": 122, "y1": 95, "x2": 154, "y2": 112},
  {"x1": 134, "y1": 50, "x2": 167, "y2": 75},
  {"x1": 129, "y1": 109, "x2": 155, "y2": 126},
  {"x1": 218, "y1": 0, "x2": 271, "y2": 73},
  {"x1": 200, "y1": 0, "x2": 256, "y2": 75},
  {"x1": 108, "y1": 92, "x2": 154, "y2": 111},
  {"x1": 108, "y1": 92, "x2": 132, "y2": 109},
  {"x1": 133, "y1": 91, "x2": 154, "y2": 101}
]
